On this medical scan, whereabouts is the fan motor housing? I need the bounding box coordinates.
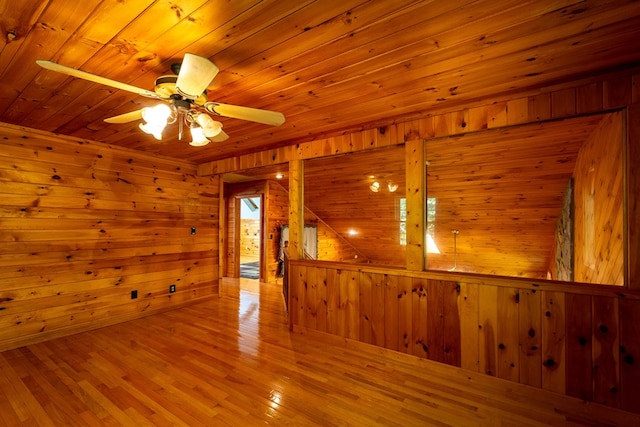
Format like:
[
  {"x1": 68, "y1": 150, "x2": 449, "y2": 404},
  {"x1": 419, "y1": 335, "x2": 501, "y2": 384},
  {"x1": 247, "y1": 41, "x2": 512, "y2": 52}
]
[{"x1": 154, "y1": 75, "x2": 207, "y2": 104}]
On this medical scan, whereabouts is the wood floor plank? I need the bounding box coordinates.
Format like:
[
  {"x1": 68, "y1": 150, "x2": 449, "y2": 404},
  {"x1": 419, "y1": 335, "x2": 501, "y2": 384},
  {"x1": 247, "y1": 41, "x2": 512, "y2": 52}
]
[{"x1": 0, "y1": 278, "x2": 639, "y2": 426}]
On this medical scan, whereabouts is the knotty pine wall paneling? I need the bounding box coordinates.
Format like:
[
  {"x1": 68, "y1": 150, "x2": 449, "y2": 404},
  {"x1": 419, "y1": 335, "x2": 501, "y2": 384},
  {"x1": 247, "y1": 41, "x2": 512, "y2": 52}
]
[
  {"x1": 497, "y1": 286, "x2": 519, "y2": 383},
  {"x1": 370, "y1": 272, "x2": 385, "y2": 348},
  {"x1": 541, "y1": 290, "x2": 566, "y2": 394},
  {"x1": 288, "y1": 159, "x2": 304, "y2": 261},
  {"x1": 202, "y1": 71, "x2": 637, "y2": 284},
  {"x1": 210, "y1": 68, "x2": 640, "y2": 415},
  {"x1": 458, "y1": 282, "x2": 480, "y2": 372},
  {"x1": 325, "y1": 267, "x2": 339, "y2": 336},
  {"x1": 266, "y1": 180, "x2": 288, "y2": 282},
  {"x1": 442, "y1": 280, "x2": 462, "y2": 367},
  {"x1": 0, "y1": 124, "x2": 219, "y2": 352},
  {"x1": 405, "y1": 139, "x2": 425, "y2": 271},
  {"x1": 224, "y1": 195, "x2": 239, "y2": 277},
  {"x1": 620, "y1": 298, "x2": 640, "y2": 410},
  {"x1": 397, "y1": 275, "x2": 412, "y2": 354},
  {"x1": 573, "y1": 111, "x2": 624, "y2": 285},
  {"x1": 358, "y1": 271, "x2": 373, "y2": 345},
  {"x1": 383, "y1": 274, "x2": 399, "y2": 352},
  {"x1": 225, "y1": 181, "x2": 263, "y2": 278},
  {"x1": 478, "y1": 284, "x2": 498, "y2": 377},
  {"x1": 565, "y1": 293, "x2": 593, "y2": 401},
  {"x1": 628, "y1": 103, "x2": 640, "y2": 289},
  {"x1": 519, "y1": 289, "x2": 542, "y2": 388},
  {"x1": 218, "y1": 175, "x2": 225, "y2": 290},
  {"x1": 239, "y1": 219, "x2": 260, "y2": 261},
  {"x1": 289, "y1": 262, "x2": 640, "y2": 416},
  {"x1": 592, "y1": 295, "x2": 620, "y2": 408},
  {"x1": 229, "y1": 179, "x2": 366, "y2": 283},
  {"x1": 425, "y1": 279, "x2": 444, "y2": 362},
  {"x1": 314, "y1": 266, "x2": 328, "y2": 333},
  {"x1": 303, "y1": 262, "x2": 317, "y2": 330}
]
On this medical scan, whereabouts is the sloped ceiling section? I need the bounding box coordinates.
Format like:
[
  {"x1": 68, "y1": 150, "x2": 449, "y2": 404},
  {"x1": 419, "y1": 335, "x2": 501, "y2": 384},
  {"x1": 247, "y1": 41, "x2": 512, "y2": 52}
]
[{"x1": 0, "y1": 1, "x2": 639, "y2": 163}]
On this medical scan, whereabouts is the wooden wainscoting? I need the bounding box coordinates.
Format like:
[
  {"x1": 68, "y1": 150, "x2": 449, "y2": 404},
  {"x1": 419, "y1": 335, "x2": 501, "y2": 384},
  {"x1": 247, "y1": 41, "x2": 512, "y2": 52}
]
[
  {"x1": 288, "y1": 260, "x2": 640, "y2": 418},
  {"x1": 1, "y1": 279, "x2": 639, "y2": 426}
]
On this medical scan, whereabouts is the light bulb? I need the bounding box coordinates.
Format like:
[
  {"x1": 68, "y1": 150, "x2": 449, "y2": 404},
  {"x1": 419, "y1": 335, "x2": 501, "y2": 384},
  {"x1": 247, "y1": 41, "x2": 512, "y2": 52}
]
[
  {"x1": 189, "y1": 125, "x2": 210, "y2": 146},
  {"x1": 369, "y1": 181, "x2": 380, "y2": 192},
  {"x1": 139, "y1": 104, "x2": 172, "y2": 140}
]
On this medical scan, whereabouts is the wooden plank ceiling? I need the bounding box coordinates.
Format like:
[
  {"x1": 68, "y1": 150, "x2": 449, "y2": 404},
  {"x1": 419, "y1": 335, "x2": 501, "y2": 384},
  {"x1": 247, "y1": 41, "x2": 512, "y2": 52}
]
[{"x1": 1, "y1": 0, "x2": 639, "y2": 164}]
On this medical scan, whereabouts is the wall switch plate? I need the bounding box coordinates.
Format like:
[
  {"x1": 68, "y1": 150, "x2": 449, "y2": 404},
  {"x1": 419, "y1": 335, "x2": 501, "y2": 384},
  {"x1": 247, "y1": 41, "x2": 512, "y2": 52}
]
[
  {"x1": 169, "y1": 284, "x2": 176, "y2": 293},
  {"x1": 191, "y1": 227, "x2": 196, "y2": 235},
  {"x1": 131, "y1": 290, "x2": 138, "y2": 299}
]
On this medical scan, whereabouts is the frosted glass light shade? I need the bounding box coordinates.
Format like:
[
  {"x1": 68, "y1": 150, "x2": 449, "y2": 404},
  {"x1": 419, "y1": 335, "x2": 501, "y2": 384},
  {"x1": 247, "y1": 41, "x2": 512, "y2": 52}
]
[
  {"x1": 189, "y1": 125, "x2": 210, "y2": 146},
  {"x1": 196, "y1": 113, "x2": 223, "y2": 137},
  {"x1": 139, "y1": 104, "x2": 172, "y2": 140}
]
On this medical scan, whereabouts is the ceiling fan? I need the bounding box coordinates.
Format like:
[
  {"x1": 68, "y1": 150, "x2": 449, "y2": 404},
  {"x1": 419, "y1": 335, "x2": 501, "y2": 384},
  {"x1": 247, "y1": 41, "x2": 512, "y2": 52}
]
[{"x1": 36, "y1": 53, "x2": 285, "y2": 146}]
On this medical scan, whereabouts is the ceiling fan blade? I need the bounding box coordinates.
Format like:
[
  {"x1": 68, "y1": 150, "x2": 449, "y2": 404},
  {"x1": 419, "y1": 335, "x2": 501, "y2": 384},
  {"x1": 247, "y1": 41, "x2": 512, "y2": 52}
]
[
  {"x1": 36, "y1": 60, "x2": 163, "y2": 99},
  {"x1": 204, "y1": 102, "x2": 285, "y2": 126},
  {"x1": 104, "y1": 110, "x2": 143, "y2": 124},
  {"x1": 209, "y1": 130, "x2": 229, "y2": 142},
  {"x1": 175, "y1": 53, "x2": 219, "y2": 99}
]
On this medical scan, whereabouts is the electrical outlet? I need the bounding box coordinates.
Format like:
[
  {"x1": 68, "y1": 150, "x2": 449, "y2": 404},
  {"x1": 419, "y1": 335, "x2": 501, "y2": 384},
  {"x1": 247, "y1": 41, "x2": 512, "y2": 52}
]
[
  {"x1": 169, "y1": 284, "x2": 176, "y2": 293},
  {"x1": 191, "y1": 227, "x2": 196, "y2": 235},
  {"x1": 131, "y1": 290, "x2": 138, "y2": 299}
]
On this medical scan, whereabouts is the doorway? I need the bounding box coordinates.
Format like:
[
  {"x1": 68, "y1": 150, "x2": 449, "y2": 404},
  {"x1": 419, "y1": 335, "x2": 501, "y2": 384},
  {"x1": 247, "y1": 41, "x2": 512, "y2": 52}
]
[{"x1": 239, "y1": 196, "x2": 261, "y2": 280}]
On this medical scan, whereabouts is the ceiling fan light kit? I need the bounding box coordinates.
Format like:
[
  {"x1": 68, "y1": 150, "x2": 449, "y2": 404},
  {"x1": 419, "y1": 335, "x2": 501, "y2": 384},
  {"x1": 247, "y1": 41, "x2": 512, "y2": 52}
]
[
  {"x1": 195, "y1": 113, "x2": 223, "y2": 138},
  {"x1": 188, "y1": 124, "x2": 210, "y2": 147},
  {"x1": 35, "y1": 53, "x2": 285, "y2": 146},
  {"x1": 139, "y1": 104, "x2": 173, "y2": 140}
]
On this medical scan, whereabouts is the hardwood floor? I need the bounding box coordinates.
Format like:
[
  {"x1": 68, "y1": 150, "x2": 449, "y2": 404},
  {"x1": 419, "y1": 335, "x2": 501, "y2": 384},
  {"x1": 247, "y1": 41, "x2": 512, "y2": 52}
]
[{"x1": 1, "y1": 279, "x2": 638, "y2": 426}]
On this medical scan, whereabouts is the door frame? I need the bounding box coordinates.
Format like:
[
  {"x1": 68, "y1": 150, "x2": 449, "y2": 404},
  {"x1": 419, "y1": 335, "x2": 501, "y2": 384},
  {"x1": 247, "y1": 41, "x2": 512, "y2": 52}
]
[
  {"x1": 224, "y1": 181, "x2": 266, "y2": 281},
  {"x1": 237, "y1": 195, "x2": 263, "y2": 279}
]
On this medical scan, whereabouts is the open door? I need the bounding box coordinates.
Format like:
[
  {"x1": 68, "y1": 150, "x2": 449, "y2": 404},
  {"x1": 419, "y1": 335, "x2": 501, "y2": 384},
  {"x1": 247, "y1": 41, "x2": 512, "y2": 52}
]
[{"x1": 239, "y1": 196, "x2": 262, "y2": 280}]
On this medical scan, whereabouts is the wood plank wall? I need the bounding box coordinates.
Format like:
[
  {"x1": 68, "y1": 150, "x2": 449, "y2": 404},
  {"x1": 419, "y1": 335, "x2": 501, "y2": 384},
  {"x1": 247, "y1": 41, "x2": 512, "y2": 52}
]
[
  {"x1": 224, "y1": 197, "x2": 238, "y2": 277},
  {"x1": 272, "y1": 180, "x2": 368, "y2": 281},
  {"x1": 198, "y1": 70, "x2": 638, "y2": 176},
  {"x1": 573, "y1": 112, "x2": 624, "y2": 284},
  {"x1": 239, "y1": 219, "x2": 260, "y2": 260},
  {"x1": 225, "y1": 182, "x2": 261, "y2": 278},
  {"x1": 226, "y1": 180, "x2": 365, "y2": 283},
  {"x1": 199, "y1": 66, "x2": 640, "y2": 290},
  {"x1": 201, "y1": 67, "x2": 640, "y2": 416},
  {"x1": 269, "y1": 182, "x2": 368, "y2": 262},
  {"x1": 266, "y1": 180, "x2": 287, "y2": 281},
  {"x1": 289, "y1": 261, "x2": 640, "y2": 415},
  {"x1": 0, "y1": 124, "x2": 220, "y2": 352}
]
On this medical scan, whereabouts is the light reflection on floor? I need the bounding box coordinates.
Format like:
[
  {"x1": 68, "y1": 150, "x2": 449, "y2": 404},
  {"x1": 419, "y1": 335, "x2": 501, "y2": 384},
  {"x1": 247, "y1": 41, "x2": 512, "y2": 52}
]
[{"x1": 227, "y1": 277, "x2": 264, "y2": 357}]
